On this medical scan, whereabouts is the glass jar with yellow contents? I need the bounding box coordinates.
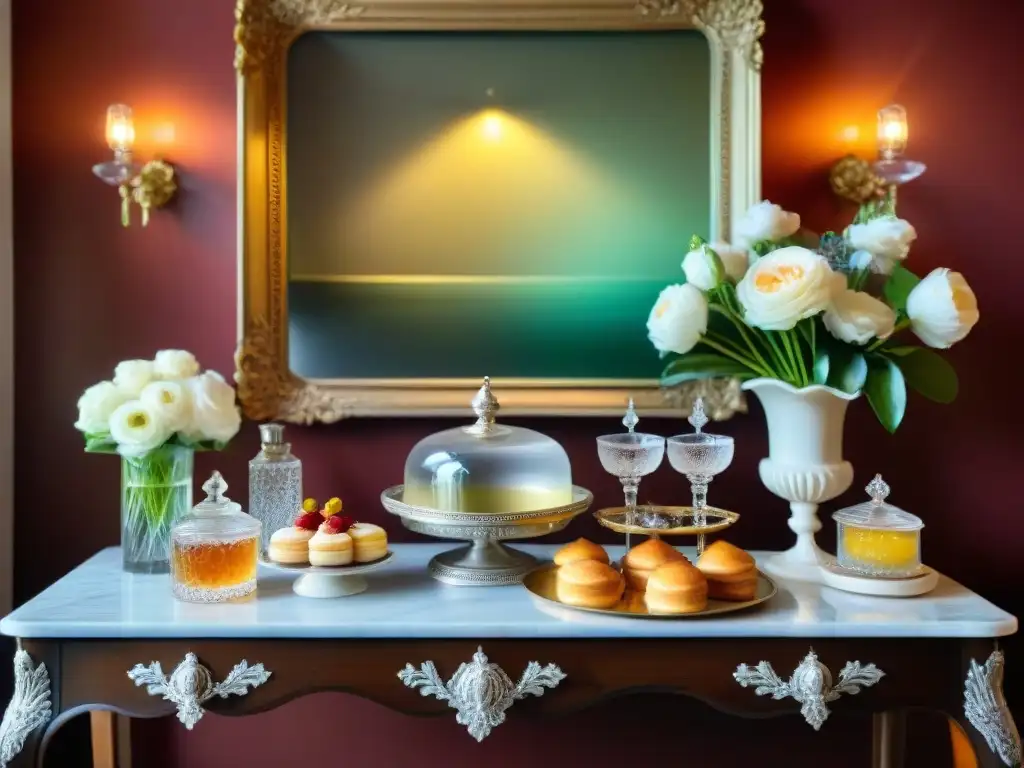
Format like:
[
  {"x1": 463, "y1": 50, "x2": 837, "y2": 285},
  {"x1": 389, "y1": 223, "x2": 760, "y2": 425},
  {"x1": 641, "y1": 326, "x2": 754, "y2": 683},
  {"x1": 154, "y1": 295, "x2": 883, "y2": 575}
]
[
  {"x1": 171, "y1": 471, "x2": 260, "y2": 602},
  {"x1": 833, "y1": 474, "x2": 922, "y2": 577}
]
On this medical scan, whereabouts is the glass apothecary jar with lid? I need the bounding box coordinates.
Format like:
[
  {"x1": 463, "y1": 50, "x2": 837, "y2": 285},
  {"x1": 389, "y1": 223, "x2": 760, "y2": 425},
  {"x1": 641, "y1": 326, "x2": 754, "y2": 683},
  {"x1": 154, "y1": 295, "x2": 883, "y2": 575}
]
[
  {"x1": 833, "y1": 474, "x2": 923, "y2": 578},
  {"x1": 171, "y1": 472, "x2": 260, "y2": 602}
]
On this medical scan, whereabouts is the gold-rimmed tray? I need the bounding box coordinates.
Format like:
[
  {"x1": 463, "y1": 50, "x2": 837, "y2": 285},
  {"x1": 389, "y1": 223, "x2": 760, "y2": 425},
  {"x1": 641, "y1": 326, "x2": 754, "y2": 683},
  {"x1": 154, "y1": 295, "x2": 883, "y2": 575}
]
[
  {"x1": 594, "y1": 505, "x2": 739, "y2": 537},
  {"x1": 522, "y1": 563, "x2": 775, "y2": 619}
]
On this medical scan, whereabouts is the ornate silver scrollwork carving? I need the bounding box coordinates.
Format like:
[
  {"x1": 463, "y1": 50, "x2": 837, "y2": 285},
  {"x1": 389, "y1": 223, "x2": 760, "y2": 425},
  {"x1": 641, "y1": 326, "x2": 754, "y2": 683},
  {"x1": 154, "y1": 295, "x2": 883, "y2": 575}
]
[
  {"x1": 0, "y1": 650, "x2": 52, "y2": 768},
  {"x1": 734, "y1": 649, "x2": 884, "y2": 730},
  {"x1": 398, "y1": 647, "x2": 566, "y2": 742},
  {"x1": 127, "y1": 652, "x2": 271, "y2": 730},
  {"x1": 964, "y1": 650, "x2": 1021, "y2": 766}
]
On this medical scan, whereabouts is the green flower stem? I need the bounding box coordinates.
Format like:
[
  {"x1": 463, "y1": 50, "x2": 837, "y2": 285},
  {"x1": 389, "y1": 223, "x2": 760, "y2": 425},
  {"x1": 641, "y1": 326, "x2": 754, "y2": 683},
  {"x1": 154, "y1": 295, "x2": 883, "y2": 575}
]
[
  {"x1": 809, "y1": 318, "x2": 817, "y2": 362},
  {"x1": 866, "y1": 318, "x2": 911, "y2": 352},
  {"x1": 765, "y1": 331, "x2": 798, "y2": 383},
  {"x1": 710, "y1": 301, "x2": 776, "y2": 377},
  {"x1": 702, "y1": 334, "x2": 771, "y2": 377},
  {"x1": 121, "y1": 445, "x2": 192, "y2": 571},
  {"x1": 789, "y1": 329, "x2": 810, "y2": 386}
]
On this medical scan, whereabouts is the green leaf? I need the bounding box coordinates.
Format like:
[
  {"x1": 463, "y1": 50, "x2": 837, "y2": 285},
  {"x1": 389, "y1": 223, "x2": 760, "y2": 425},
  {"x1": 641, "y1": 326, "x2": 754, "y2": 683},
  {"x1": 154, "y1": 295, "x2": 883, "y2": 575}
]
[
  {"x1": 689, "y1": 234, "x2": 707, "y2": 251},
  {"x1": 883, "y1": 265, "x2": 921, "y2": 312},
  {"x1": 890, "y1": 347, "x2": 958, "y2": 404},
  {"x1": 864, "y1": 356, "x2": 908, "y2": 433},
  {"x1": 84, "y1": 434, "x2": 117, "y2": 453},
  {"x1": 812, "y1": 348, "x2": 830, "y2": 384},
  {"x1": 661, "y1": 353, "x2": 755, "y2": 386},
  {"x1": 879, "y1": 345, "x2": 918, "y2": 357},
  {"x1": 824, "y1": 345, "x2": 868, "y2": 394}
]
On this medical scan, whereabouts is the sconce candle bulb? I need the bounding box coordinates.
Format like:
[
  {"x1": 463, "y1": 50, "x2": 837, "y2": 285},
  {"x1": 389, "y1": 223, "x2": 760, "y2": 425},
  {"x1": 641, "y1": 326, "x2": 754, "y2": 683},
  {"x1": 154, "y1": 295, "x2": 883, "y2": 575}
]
[
  {"x1": 105, "y1": 103, "x2": 135, "y2": 160},
  {"x1": 877, "y1": 104, "x2": 908, "y2": 161}
]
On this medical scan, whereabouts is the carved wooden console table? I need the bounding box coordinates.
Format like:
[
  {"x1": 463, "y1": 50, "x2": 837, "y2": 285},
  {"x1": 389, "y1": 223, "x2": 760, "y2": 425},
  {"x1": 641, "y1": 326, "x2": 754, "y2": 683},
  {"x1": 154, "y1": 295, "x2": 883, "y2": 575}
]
[{"x1": 0, "y1": 545, "x2": 1018, "y2": 768}]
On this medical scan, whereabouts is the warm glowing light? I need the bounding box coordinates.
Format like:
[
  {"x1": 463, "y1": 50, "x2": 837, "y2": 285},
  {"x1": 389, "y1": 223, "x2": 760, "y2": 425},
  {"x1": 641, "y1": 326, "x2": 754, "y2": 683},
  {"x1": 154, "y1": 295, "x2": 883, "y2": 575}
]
[
  {"x1": 877, "y1": 104, "x2": 908, "y2": 160},
  {"x1": 482, "y1": 112, "x2": 503, "y2": 141},
  {"x1": 839, "y1": 125, "x2": 860, "y2": 144},
  {"x1": 105, "y1": 103, "x2": 135, "y2": 153}
]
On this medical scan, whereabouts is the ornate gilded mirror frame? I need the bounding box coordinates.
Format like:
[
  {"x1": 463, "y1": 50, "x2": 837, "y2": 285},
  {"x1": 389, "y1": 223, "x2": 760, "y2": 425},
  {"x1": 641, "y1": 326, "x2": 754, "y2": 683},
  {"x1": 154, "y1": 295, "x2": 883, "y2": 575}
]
[{"x1": 234, "y1": 0, "x2": 763, "y2": 424}]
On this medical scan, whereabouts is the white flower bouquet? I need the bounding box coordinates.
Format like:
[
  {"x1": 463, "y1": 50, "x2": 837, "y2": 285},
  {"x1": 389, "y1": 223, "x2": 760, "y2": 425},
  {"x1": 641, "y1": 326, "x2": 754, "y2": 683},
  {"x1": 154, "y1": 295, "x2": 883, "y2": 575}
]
[
  {"x1": 647, "y1": 198, "x2": 979, "y2": 432},
  {"x1": 74, "y1": 350, "x2": 242, "y2": 572}
]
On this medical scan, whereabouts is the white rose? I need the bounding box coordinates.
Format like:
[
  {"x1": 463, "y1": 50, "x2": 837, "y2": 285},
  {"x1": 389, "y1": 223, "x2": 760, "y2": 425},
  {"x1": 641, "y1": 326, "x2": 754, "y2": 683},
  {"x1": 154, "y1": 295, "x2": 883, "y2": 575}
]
[
  {"x1": 182, "y1": 371, "x2": 242, "y2": 443},
  {"x1": 906, "y1": 268, "x2": 979, "y2": 348},
  {"x1": 682, "y1": 242, "x2": 750, "y2": 290},
  {"x1": 140, "y1": 380, "x2": 191, "y2": 433},
  {"x1": 74, "y1": 381, "x2": 130, "y2": 434},
  {"x1": 736, "y1": 246, "x2": 836, "y2": 331},
  {"x1": 735, "y1": 200, "x2": 801, "y2": 245},
  {"x1": 647, "y1": 284, "x2": 708, "y2": 356},
  {"x1": 153, "y1": 349, "x2": 200, "y2": 380},
  {"x1": 846, "y1": 217, "x2": 917, "y2": 275},
  {"x1": 823, "y1": 286, "x2": 897, "y2": 345},
  {"x1": 109, "y1": 400, "x2": 172, "y2": 458},
  {"x1": 113, "y1": 359, "x2": 155, "y2": 396}
]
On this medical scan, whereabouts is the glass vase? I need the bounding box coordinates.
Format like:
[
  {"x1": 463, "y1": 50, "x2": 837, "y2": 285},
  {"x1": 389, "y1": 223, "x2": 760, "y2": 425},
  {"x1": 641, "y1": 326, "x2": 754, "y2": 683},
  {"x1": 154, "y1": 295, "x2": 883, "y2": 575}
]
[{"x1": 121, "y1": 445, "x2": 194, "y2": 573}]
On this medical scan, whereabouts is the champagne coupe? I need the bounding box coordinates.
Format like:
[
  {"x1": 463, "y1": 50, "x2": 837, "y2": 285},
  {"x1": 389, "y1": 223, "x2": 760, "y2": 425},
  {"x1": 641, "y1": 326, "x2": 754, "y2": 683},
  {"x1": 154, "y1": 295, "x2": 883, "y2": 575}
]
[
  {"x1": 667, "y1": 398, "x2": 735, "y2": 555},
  {"x1": 596, "y1": 399, "x2": 665, "y2": 551}
]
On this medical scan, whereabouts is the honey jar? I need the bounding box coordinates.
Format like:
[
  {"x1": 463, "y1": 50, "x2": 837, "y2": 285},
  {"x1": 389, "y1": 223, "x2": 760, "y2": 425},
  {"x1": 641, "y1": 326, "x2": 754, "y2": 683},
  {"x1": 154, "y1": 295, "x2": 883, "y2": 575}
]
[
  {"x1": 832, "y1": 474, "x2": 923, "y2": 578},
  {"x1": 171, "y1": 471, "x2": 260, "y2": 602}
]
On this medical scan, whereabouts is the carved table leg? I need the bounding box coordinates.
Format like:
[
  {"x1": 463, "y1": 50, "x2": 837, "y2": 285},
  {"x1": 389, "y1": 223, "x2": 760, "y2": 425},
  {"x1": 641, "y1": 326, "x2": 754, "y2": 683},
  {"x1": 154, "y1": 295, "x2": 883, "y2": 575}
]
[
  {"x1": 956, "y1": 648, "x2": 1021, "y2": 768},
  {"x1": 0, "y1": 642, "x2": 57, "y2": 768},
  {"x1": 872, "y1": 711, "x2": 906, "y2": 768}
]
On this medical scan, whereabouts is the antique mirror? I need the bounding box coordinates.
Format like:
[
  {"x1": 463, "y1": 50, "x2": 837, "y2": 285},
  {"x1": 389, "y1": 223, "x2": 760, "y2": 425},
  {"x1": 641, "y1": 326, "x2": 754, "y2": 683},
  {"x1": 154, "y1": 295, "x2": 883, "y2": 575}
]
[{"x1": 235, "y1": 0, "x2": 763, "y2": 423}]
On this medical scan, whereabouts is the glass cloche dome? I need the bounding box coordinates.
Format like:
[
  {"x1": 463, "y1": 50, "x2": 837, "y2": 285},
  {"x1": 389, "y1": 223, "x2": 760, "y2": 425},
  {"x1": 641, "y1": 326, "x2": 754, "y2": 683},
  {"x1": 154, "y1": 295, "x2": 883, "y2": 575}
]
[{"x1": 403, "y1": 378, "x2": 573, "y2": 513}]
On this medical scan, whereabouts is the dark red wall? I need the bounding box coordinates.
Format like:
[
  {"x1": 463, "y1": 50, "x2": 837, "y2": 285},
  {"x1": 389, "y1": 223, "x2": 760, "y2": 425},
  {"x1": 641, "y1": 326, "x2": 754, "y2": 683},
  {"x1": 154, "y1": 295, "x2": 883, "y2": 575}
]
[{"x1": 12, "y1": 1, "x2": 1024, "y2": 766}]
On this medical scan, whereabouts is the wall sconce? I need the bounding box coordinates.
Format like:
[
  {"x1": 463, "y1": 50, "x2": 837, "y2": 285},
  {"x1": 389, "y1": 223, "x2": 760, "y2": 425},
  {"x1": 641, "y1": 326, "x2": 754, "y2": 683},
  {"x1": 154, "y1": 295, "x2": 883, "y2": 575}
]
[
  {"x1": 91, "y1": 104, "x2": 177, "y2": 227},
  {"x1": 829, "y1": 104, "x2": 927, "y2": 205}
]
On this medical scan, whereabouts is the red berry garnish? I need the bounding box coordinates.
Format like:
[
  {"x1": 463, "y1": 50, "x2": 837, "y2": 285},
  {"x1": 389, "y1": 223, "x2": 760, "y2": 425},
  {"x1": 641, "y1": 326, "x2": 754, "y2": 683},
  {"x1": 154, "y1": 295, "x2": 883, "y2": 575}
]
[
  {"x1": 326, "y1": 515, "x2": 355, "y2": 534},
  {"x1": 295, "y1": 512, "x2": 321, "y2": 531}
]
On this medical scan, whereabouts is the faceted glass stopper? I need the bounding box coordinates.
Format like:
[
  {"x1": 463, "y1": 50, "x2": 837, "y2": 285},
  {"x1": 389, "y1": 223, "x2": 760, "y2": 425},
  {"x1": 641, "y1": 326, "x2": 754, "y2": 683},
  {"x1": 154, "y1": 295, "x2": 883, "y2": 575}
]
[
  {"x1": 259, "y1": 422, "x2": 285, "y2": 445},
  {"x1": 866, "y1": 474, "x2": 890, "y2": 505},
  {"x1": 622, "y1": 398, "x2": 639, "y2": 433},
  {"x1": 202, "y1": 471, "x2": 228, "y2": 502},
  {"x1": 688, "y1": 397, "x2": 708, "y2": 434}
]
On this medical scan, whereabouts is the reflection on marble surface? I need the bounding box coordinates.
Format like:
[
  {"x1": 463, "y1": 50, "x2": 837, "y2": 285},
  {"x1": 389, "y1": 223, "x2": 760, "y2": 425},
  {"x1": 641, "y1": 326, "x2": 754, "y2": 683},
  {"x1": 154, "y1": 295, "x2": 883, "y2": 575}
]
[{"x1": 0, "y1": 545, "x2": 1015, "y2": 640}]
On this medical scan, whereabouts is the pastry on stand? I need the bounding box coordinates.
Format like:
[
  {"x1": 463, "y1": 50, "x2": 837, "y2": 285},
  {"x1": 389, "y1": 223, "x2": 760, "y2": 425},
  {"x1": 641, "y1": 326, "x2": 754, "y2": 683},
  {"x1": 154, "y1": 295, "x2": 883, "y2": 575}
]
[{"x1": 819, "y1": 474, "x2": 938, "y2": 597}]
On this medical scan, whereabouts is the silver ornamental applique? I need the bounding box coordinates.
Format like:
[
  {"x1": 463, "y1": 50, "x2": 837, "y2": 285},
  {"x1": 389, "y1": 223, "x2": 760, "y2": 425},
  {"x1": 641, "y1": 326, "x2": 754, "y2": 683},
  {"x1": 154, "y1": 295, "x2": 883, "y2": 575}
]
[
  {"x1": 734, "y1": 649, "x2": 884, "y2": 730},
  {"x1": 964, "y1": 650, "x2": 1022, "y2": 766},
  {"x1": 127, "y1": 652, "x2": 271, "y2": 730},
  {"x1": 0, "y1": 650, "x2": 52, "y2": 768},
  {"x1": 398, "y1": 647, "x2": 566, "y2": 741}
]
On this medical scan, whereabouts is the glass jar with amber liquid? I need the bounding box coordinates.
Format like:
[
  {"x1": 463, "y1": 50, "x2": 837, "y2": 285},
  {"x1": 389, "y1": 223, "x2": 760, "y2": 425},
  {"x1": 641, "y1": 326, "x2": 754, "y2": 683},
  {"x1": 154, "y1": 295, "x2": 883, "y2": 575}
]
[
  {"x1": 833, "y1": 474, "x2": 923, "y2": 578},
  {"x1": 171, "y1": 471, "x2": 260, "y2": 602}
]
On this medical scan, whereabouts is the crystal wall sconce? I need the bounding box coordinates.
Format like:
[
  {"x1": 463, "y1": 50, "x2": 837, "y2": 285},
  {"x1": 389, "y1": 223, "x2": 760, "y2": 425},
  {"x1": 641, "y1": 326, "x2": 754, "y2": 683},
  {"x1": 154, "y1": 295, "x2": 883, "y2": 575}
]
[
  {"x1": 829, "y1": 104, "x2": 926, "y2": 205},
  {"x1": 91, "y1": 104, "x2": 177, "y2": 227}
]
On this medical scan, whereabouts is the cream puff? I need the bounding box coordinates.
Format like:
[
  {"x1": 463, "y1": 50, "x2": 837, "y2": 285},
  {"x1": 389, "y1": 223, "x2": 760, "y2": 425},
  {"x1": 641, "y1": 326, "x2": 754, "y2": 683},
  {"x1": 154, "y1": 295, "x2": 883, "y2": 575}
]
[
  {"x1": 696, "y1": 540, "x2": 758, "y2": 601},
  {"x1": 266, "y1": 509, "x2": 321, "y2": 564},
  {"x1": 556, "y1": 559, "x2": 625, "y2": 609},
  {"x1": 622, "y1": 538, "x2": 688, "y2": 592},
  {"x1": 645, "y1": 561, "x2": 708, "y2": 614},
  {"x1": 553, "y1": 538, "x2": 610, "y2": 567},
  {"x1": 348, "y1": 523, "x2": 388, "y2": 563},
  {"x1": 308, "y1": 516, "x2": 354, "y2": 567}
]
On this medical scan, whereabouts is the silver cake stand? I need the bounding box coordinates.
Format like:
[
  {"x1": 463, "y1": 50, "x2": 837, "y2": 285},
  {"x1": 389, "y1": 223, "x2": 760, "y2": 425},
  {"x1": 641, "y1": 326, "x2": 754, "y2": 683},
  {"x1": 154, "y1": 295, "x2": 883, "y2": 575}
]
[{"x1": 381, "y1": 485, "x2": 593, "y2": 586}]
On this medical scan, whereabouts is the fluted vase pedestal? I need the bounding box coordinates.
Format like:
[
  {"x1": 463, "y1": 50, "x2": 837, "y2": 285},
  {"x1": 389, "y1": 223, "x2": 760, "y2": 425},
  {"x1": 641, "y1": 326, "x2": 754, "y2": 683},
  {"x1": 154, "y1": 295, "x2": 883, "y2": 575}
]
[{"x1": 742, "y1": 378, "x2": 859, "y2": 583}]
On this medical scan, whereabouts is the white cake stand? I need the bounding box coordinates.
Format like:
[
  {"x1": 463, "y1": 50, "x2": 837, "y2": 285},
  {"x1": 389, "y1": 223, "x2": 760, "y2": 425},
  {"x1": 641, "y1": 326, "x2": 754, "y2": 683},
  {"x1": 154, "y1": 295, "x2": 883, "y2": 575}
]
[{"x1": 260, "y1": 552, "x2": 394, "y2": 598}]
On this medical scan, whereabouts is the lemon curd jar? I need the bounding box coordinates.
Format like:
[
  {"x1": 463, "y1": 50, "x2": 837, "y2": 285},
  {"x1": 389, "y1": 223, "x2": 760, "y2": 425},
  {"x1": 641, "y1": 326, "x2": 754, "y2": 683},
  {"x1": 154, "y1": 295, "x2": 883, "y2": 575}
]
[
  {"x1": 833, "y1": 474, "x2": 923, "y2": 578},
  {"x1": 171, "y1": 471, "x2": 260, "y2": 602}
]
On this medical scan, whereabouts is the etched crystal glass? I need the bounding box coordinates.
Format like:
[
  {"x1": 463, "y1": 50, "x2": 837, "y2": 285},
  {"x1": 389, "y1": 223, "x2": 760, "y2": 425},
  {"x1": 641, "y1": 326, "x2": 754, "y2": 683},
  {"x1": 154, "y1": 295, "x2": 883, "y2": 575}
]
[
  {"x1": 121, "y1": 444, "x2": 193, "y2": 574},
  {"x1": 171, "y1": 472, "x2": 260, "y2": 603},
  {"x1": 667, "y1": 401, "x2": 734, "y2": 554},
  {"x1": 249, "y1": 423, "x2": 302, "y2": 554},
  {"x1": 596, "y1": 433, "x2": 665, "y2": 536}
]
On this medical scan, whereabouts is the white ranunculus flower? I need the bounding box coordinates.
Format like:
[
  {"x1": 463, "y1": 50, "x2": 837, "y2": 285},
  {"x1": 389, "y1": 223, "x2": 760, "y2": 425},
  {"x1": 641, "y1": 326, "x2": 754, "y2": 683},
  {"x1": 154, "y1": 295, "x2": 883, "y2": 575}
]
[
  {"x1": 109, "y1": 400, "x2": 172, "y2": 458},
  {"x1": 140, "y1": 380, "x2": 191, "y2": 433},
  {"x1": 153, "y1": 349, "x2": 200, "y2": 380},
  {"x1": 682, "y1": 242, "x2": 750, "y2": 290},
  {"x1": 74, "y1": 381, "x2": 130, "y2": 434},
  {"x1": 736, "y1": 246, "x2": 836, "y2": 331},
  {"x1": 182, "y1": 371, "x2": 241, "y2": 443},
  {"x1": 647, "y1": 284, "x2": 708, "y2": 356},
  {"x1": 113, "y1": 359, "x2": 155, "y2": 396},
  {"x1": 906, "y1": 268, "x2": 979, "y2": 348},
  {"x1": 846, "y1": 217, "x2": 917, "y2": 275},
  {"x1": 823, "y1": 286, "x2": 897, "y2": 345},
  {"x1": 735, "y1": 201, "x2": 801, "y2": 245}
]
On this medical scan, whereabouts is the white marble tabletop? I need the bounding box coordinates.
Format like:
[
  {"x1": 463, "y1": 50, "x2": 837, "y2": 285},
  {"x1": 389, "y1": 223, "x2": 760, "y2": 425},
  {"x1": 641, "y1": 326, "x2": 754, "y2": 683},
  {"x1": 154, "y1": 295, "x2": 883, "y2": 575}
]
[{"x1": 0, "y1": 544, "x2": 1015, "y2": 640}]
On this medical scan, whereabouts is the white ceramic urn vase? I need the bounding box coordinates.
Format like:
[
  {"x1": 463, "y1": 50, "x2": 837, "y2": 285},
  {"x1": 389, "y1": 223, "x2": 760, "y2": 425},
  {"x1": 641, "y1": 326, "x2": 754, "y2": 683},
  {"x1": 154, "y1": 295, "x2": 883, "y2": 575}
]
[{"x1": 741, "y1": 378, "x2": 860, "y2": 582}]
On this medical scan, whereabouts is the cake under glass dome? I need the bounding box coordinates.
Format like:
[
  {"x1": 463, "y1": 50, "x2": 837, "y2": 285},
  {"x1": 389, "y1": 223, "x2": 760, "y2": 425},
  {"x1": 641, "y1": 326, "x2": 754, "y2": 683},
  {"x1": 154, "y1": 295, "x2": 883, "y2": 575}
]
[
  {"x1": 403, "y1": 380, "x2": 572, "y2": 514},
  {"x1": 383, "y1": 377, "x2": 592, "y2": 585}
]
